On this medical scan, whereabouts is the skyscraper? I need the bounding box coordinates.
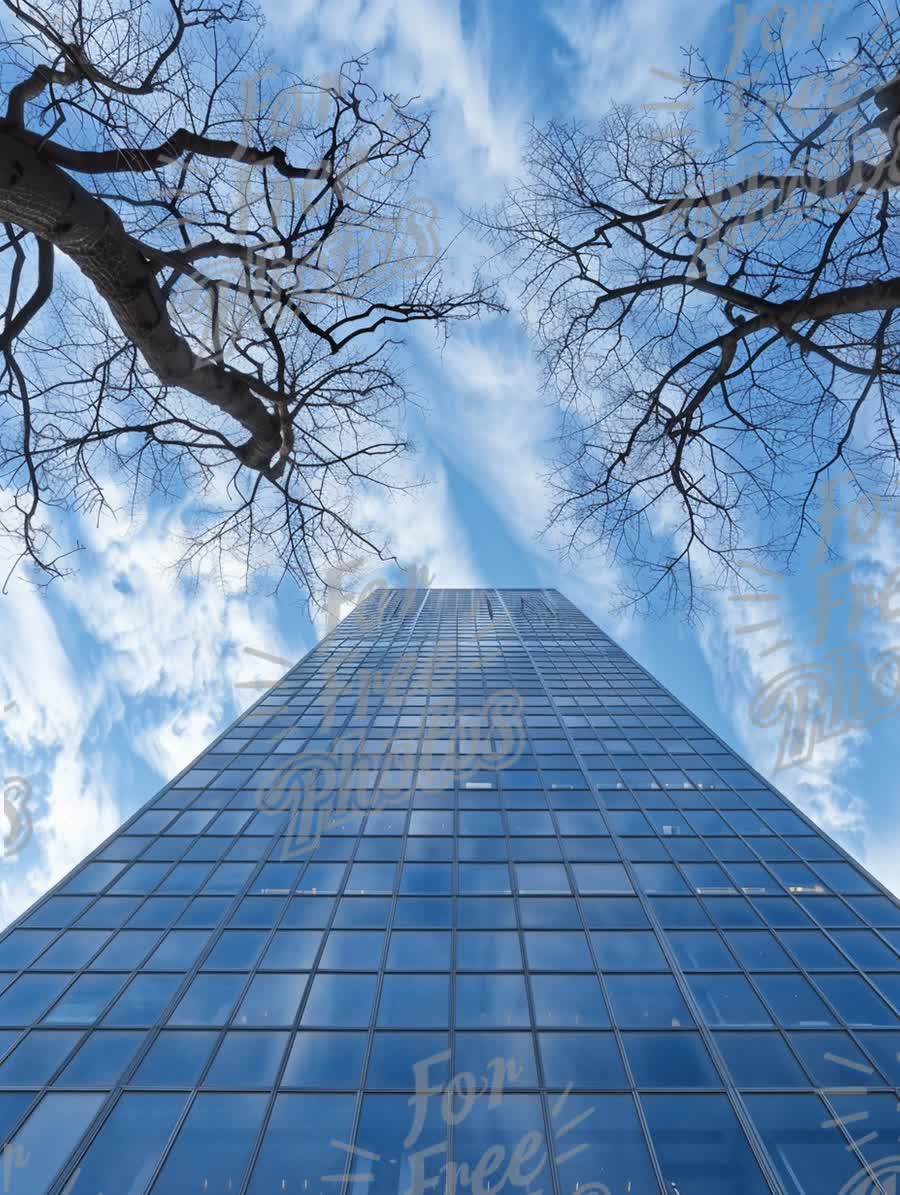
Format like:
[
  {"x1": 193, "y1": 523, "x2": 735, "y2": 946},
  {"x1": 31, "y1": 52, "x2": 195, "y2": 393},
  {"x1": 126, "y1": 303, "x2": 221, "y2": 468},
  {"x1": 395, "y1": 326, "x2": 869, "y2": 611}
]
[{"x1": 0, "y1": 587, "x2": 897, "y2": 1195}]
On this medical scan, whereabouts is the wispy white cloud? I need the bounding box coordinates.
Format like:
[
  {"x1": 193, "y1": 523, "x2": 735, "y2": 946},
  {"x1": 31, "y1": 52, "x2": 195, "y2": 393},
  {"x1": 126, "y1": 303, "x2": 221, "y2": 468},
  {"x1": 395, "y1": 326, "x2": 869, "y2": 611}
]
[
  {"x1": 544, "y1": 0, "x2": 725, "y2": 113},
  {"x1": 698, "y1": 583, "x2": 867, "y2": 832},
  {"x1": 68, "y1": 497, "x2": 303, "y2": 771},
  {"x1": 0, "y1": 564, "x2": 99, "y2": 760},
  {"x1": 12, "y1": 751, "x2": 122, "y2": 926},
  {"x1": 261, "y1": 0, "x2": 522, "y2": 194},
  {"x1": 431, "y1": 330, "x2": 632, "y2": 638},
  {"x1": 693, "y1": 508, "x2": 900, "y2": 895},
  {"x1": 356, "y1": 460, "x2": 483, "y2": 583},
  {"x1": 0, "y1": 505, "x2": 115, "y2": 924},
  {"x1": 825, "y1": 496, "x2": 900, "y2": 893},
  {"x1": 307, "y1": 456, "x2": 484, "y2": 637},
  {"x1": 0, "y1": 492, "x2": 300, "y2": 927}
]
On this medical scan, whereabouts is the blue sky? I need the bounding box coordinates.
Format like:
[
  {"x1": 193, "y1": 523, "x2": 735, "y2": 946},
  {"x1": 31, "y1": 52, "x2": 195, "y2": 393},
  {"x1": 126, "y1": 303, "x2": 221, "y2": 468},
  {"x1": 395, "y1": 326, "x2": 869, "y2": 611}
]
[{"x1": 0, "y1": 0, "x2": 898, "y2": 926}]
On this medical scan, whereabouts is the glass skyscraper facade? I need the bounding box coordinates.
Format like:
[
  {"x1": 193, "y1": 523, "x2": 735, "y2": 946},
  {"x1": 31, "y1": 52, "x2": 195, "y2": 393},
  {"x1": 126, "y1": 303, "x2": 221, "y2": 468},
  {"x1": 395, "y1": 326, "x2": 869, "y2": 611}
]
[{"x1": 0, "y1": 586, "x2": 898, "y2": 1194}]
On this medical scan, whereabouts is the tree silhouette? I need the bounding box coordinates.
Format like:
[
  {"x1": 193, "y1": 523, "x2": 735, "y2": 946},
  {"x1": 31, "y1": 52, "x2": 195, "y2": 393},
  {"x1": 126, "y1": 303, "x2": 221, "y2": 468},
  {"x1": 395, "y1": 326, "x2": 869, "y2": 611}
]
[
  {"x1": 0, "y1": 0, "x2": 499, "y2": 597},
  {"x1": 479, "y1": 2, "x2": 900, "y2": 615}
]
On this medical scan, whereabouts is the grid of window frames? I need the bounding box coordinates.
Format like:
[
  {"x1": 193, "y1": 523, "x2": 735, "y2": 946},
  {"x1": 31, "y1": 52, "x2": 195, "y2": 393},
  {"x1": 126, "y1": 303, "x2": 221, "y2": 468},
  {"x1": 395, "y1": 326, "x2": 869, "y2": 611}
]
[{"x1": 0, "y1": 588, "x2": 897, "y2": 1194}]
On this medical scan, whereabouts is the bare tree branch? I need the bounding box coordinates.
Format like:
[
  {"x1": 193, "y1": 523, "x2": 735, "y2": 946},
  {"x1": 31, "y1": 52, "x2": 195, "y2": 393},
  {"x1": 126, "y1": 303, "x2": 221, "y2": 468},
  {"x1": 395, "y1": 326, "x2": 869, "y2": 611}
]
[
  {"x1": 478, "y1": 1, "x2": 900, "y2": 617},
  {"x1": 0, "y1": 0, "x2": 501, "y2": 603}
]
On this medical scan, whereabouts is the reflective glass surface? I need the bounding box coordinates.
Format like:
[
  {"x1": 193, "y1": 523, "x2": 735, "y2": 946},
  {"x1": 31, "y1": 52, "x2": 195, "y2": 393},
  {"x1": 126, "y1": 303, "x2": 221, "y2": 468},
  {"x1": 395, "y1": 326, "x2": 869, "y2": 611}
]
[{"x1": 0, "y1": 587, "x2": 895, "y2": 1195}]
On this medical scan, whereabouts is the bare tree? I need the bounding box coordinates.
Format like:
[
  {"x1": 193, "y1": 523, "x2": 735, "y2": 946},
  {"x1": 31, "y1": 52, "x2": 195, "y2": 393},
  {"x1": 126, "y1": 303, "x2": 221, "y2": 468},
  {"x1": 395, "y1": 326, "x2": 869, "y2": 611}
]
[
  {"x1": 478, "y1": 1, "x2": 900, "y2": 615},
  {"x1": 0, "y1": 0, "x2": 499, "y2": 599}
]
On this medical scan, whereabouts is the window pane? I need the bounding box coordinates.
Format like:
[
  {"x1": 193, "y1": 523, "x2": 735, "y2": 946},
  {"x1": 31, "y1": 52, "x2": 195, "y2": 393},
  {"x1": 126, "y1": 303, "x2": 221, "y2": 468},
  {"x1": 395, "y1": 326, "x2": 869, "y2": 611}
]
[
  {"x1": 302, "y1": 974, "x2": 376, "y2": 1028},
  {"x1": 870, "y1": 972, "x2": 900, "y2": 1012},
  {"x1": 686, "y1": 975, "x2": 772, "y2": 1027},
  {"x1": 634, "y1": 863, "x2": 689, "y2": 894},
  {"x1": 132, "y1": 1031, "x2": 217, "y2": 1086},
  {"x1": 90, "y1": 930, "x2": 159, "y2": 970},
  {"x1": 33, "y1": 930, "x2": 109, "y2": 970},
  {"x1": 508, "y1": 811, "x2": 553, "y2": 835},
  {"x1": 318, "y1": 930, "x2": 384, "y2": 970},
  {"x1": 745, "y1": 1092, "x2": 867, "y2": 1195},
  {"x1": 0, "y1": 931, "x2": 54, "y2": 970},
  {"x1": 605, "y1": 975, "x2": 693, "y2": 1028},
  {"x1": 44, "y1": 974, "x2": 126, "y2": 1024},
  {"x1": 725, "y1": 930, "x2": 793, "y2": 970},
  {"x1": 282, "y1": 1032, "x2": 367, "y2": 1088},
  {"x1": 349, "y1": 1092, "x2": 447, "y2": 1195},
  {"x1": 779, "y1": 930, "x2": 848, "y2": 969},
  {"x1": 582, "y1": 898, "x2": 650, "y2": 929},
  {"x1": 366, "y1": 1034, "x2": 450, "y2": 1090},
  {"x1": 24, "y1": 897, "x2": 90, "y2": 929},
  {"x1": 281, "y1": 897, "x2": 334, "y2": 929},
  {"x1": 297, "y1": 861, "x2": 348, "y2": 894},
  {"x1": 858, "y1": 1031, "x2": 900, "y2": 1084},
  {"x1": 714, "y1": 1033, "x2": 807, "y2": 1088},
  {"x1": 260, "y1": 930, "x2": 322, "y2": 970},
  {"x1": 377, "y1": 975, "x2": 449, "y2": 1027},
  {"x1": 169, "y1": 973, "x2": 245, "y2": 1026},
  {"x1": 516, "y1": 864, "x2": 570, "y2": 894},
  {"x1": 754, "y1": 974, "x2": 835, "y2": 1028},
  {"x1": 828, "y1": 1091, "x2": 900, "y2": 1172},
  {"x1": 540, "y1": 1032, "x2": 626, "y2": 1089},
  {"x1": 346, "y1": 865, "x2": 394, "y2": 893},
  {"x1": 460, "y1": 863, "x2": 511, "y2": 894},
  {"x1": 455, "y1": 1033, "x2": 538, "y2": 1088},
  {"x1": 592, "y1": 931, "x2": 667, "y2": 970},
  {"x1": 831, "y1": 929, "x2": 899, "y2": 969},
  {"x1": 453, "y1": 1094, "x2": 547, "y2": 1193},
  {"x1": 103, "y1": 974, "x2": 181, "y2": 1027},
  {"x1": 246, "y1": 1093, "x2": 356, "y2": 1195},
  {"x1": 525, "y1": 931, "x2": 593, "y2": 971},
  {"x1": 623, "y1": 1033, "x2": 719, "y2": 1087},
  {"x1": 572, "y1": 863, "x2": 632, "y2": 894},
  {"x1": 5, "y1": 1092, "x2": 104, "y2": 1195},
  {"x1": 666, "y1": 931, "x2": 735, "y2": 970},
  {"x1": 0, "y1": 1093, "x2": 34, "y2": 1145},
  {"x1": 60, "y1": 1092, "x2": 186, "y2": 1195},
  {"x1": 399, "y1": 864, "x2": 451, "y2": 894},
  {"x1": 143, "y1": 930, "x2": 208, "y2": 970},
  {"x1": 203, "y1": 929, "x2": 267, "y2": 969},
  {"x1": 150, "y1": 1092, "x2": 265, "y2": 1193},
  {"x1": 551, "y1": 1093, "x2": 657, "y2": 1195},
  {"x1": 457, "y1": 932, "x2": 522, "y2": 970},
  {"x1": 205, "y1": 1031, "x2": 288, "y2": 1086},
  {"x1": 394, "y1": 898, "x2": 453, "y2": 929},
  {"x1": 455, "y1": 975, "x2": 529, "y2": 1028},
  {"x1": 652, "y1": 898, "x2": 710, "y2": 929},
  {"x1": 813, "y1": 974, "x2": 896, "y2": 1027},
  {"x1": 235, "y1": 974, "x2": 307, "y2": 1027},
  {"x1": 520, "y1": 898, "x2": 581, "y2": 929},
  {"x1": 531, "y1": 975, "x2": 609, "y2": 1027},
  {"x1": 0, "y1": 1031, "x2": 80, "y2": 1085},
  {"x1": 457, "y1": 898, "x2": 517, "y2": 929},
  {"x1": 789, "y1": 1030, "x2": 884, "y2": 1087},
  {"x1": 386, "y1": 932, "x2": 451, "y2": 971},
  {"x1": 459, "y1": 812, "x2": 503, "y2": 836},
  {"x1": 56, "y1": 1030, "x2": 143, "y2": 1087},
  {"x1": 642, "y1": 1093, "x2": 771, "y2": 1195}
]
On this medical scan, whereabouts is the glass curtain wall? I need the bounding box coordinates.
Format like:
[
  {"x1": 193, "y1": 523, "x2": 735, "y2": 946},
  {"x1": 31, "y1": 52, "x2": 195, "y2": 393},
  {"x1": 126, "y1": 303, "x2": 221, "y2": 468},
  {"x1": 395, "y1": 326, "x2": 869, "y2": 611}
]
[{"x1": 0, "y1": 589, "x2": 895, "y2": 1194}]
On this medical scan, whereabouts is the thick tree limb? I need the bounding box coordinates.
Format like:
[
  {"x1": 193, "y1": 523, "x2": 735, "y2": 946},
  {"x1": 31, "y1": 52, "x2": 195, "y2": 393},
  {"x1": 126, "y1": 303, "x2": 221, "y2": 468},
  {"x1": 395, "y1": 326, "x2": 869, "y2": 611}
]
[
  {"x1": 0, "y1": 127, "x2": 281, "y2": 468},
  {"x1": 18, "y1": 126, "x2": 337, "y2": 182},
  {"x1": 0, "y1": 2, "x2": 497, "y2": 602}
]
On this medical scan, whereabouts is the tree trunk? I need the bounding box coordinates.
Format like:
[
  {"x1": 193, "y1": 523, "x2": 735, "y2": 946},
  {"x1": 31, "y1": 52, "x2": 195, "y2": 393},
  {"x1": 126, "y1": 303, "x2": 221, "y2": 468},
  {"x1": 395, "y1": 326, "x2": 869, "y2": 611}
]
[{"x1": 0, "y1": 127, "x2": 280, "y2": 468}]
